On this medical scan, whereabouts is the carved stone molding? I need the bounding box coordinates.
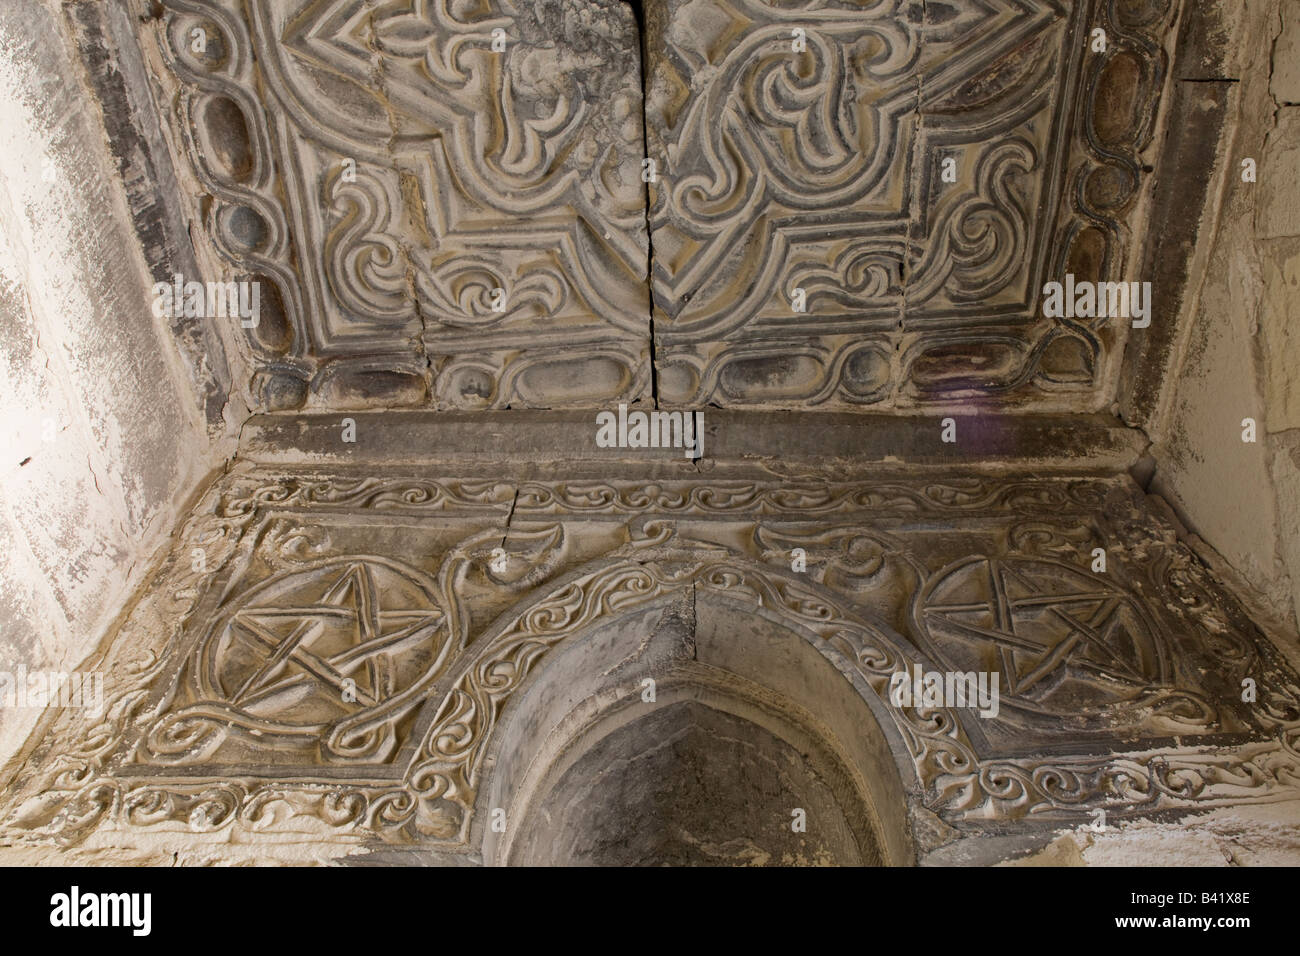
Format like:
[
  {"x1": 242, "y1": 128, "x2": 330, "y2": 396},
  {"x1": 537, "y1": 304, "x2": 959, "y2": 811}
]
[{"x1": 5, "y1": 468, "x2": 1298, "y2": 855}]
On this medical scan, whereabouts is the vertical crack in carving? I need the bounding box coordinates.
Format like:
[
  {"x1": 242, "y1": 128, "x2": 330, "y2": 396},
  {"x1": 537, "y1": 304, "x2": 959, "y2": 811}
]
[
  {"x1": 902, "y1": 77, "x2": 923, "y2": 329},
  {"x1": 365, "y1": 4, "x2": 436, "y2": 400},
  {"x1": 134, "y1": 0, "x2": 1190, "y2": 417},
  {"x1": 410, "y1": 288, "x2": 435, "y2": 396},
  {"x1": 625, "y1": 0, "x2": 659, "y2": 407},
  {"x1": 500, "y1": 485, "x2": 520, "y2": 550},
  {"x1": 688, "y1": 578, "x2": 697, "y2": 661},
  {"x1": 898, "y1": 0, "x2": 927, "y2": 406}
]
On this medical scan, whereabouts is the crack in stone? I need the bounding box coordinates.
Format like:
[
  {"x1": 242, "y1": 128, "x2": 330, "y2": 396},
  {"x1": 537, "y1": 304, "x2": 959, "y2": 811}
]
[
  {"x1": 364, "y1": 2, "x2": 437, "y2": 402},
  {"x1": 624, "y1": 0, "x2": 659, "y2": 408},
  {"x1": 897, "y1": 0, "x2": 927, "y2": 406},
  {"x1": 500, "y1": 485, "x2": 520, "y2": 550}
]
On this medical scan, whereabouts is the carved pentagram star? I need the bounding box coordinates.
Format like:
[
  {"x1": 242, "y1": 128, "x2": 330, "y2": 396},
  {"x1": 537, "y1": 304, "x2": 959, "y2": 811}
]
[
  {"x1": 924, "y1": 559, "x2": 1152, "y2": 697},
  {"x1": 222, "y1": 562, "x2": 442, "y2": 711}
]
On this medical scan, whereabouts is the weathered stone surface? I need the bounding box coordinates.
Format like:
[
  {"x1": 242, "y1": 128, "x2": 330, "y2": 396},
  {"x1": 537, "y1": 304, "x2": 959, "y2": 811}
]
[
  {"x1": 237, "y1": 408, "x2": 1149, "y2": 474},
  {"x1": 1272, "y1": 434, "x2": 1300, "y2": 633},
  {"x1": 1257, "y1": 107, "x2": 1300, "y2": 239},
  {"x1": 1149, "y1": 0, "x2": 1300, "y2": 631},
  {"x1": 123, "y1": 0, "x2": 1195, "y2": 416},
  {"x1": 1149, "y1": 203, "x2": 1282, "y2": 614},
  {"x1": 995, "y1": 802, "x2": 1300, "y2": 867},
  {"x1": 645, "y1": 0, "x2": 1175, "y2": 410},
  {"x1": 65, "y1": 0, "x2": 236, "y2": 434},
  {"x1": 1272, "y1": 0, "x2": 1300, "y2": 104},
  {"x1": 134, "y1": 0, "x2": 650, "y2": 412},
  {"x1": 1260, "y1": 238, "x2": 1300, "y2": 431},
  {"x1": 1117, "y1": 74, "x2": 1230, "y2": 428},
  {"x1": 3, "y1": 0, "x2": 1300, "y2": 871},
  {"x1": 509, "y1": 702, "x2": 874, "y2": 865},
  {"x1": 3, "y1": 465, "x2": 1297, "y2": 864}
]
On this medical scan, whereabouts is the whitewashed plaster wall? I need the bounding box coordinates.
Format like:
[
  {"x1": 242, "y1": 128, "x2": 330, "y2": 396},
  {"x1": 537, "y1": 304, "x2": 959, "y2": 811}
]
[
  {"x1": 0, "y1": 0, "x2": 237, "y2": 773},
  {"x1": 1148, "y1": 0, "x2": 1300, "y2": 639}
]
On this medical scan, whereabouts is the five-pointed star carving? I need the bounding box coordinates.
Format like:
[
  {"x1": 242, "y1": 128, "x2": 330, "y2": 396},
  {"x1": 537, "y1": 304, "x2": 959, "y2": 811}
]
[
  {"x1": 924, "y1": 559, "x2": 1154, "y2": 697},
  {"x1": 221, "y1": 562, "x2": 442, "y2": 712}
]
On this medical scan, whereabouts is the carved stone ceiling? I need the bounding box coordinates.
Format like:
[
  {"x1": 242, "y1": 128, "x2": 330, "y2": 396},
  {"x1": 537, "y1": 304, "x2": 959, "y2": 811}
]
[
  {"x1": 11, "y1": 0, "x2": 1300, "y2": 869},
  {"x1": 137, "y1": 0, "x2": 1174, "y2": 412}
]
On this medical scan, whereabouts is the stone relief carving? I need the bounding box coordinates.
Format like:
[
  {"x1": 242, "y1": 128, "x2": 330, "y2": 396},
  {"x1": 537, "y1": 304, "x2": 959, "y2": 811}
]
[
  {"x1": 914, "y1": 556, "x2": 1182, "y2": 723},
  {"x1": 646, "y1": 0, "x2": 1177, "y2": 408},
  {"x1": 143, "y1": 557, "x2": 453, "y2": 765},
  {"x1": 134, "y1": 0, "x2": 1177, "y2": 413},
  {"x1": 5, "y1": 469, "x2": 1299, "y2": 851},
  {"x1": 143, "y1": 0, "x2": 649, "y2": 411}
]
